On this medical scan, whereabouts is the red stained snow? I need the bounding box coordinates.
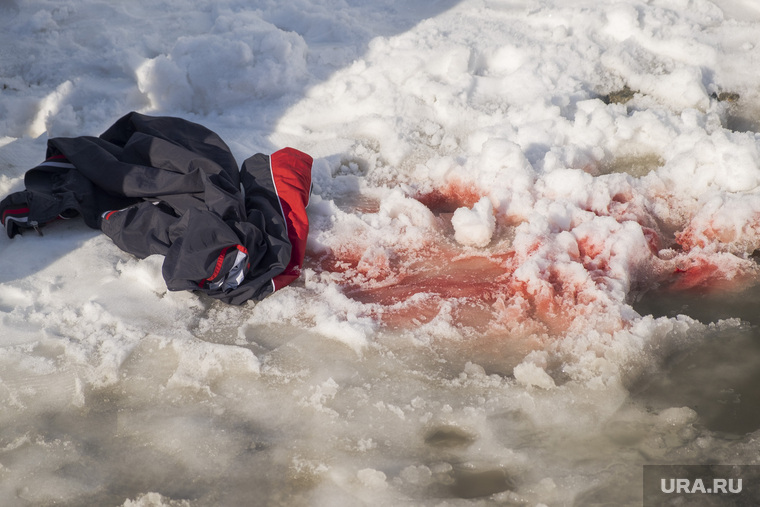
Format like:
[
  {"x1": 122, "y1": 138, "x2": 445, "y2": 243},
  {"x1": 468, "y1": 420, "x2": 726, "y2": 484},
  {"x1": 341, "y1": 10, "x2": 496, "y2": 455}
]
[
  {"x1": 676, "y1": 218, "x2": 758, "y2": 251},
  {"x1": 312, "y1": 186, "x2": 760, "y2": 336},
  {"x1": 667, "y1": 252, "x2": 758, "y2": 293},
  {"x1": 316, "y1": 237, "x2": 629, "y2": 336},
  {"x1": 668, "y1": 216, "x2": 760, "y2": 292},
  {"x1": 414, "y1": 180, "x2": 482, "y2": 214},
  {"x1": 670, "y1": 258, "x2": 724, "y2": 291}
]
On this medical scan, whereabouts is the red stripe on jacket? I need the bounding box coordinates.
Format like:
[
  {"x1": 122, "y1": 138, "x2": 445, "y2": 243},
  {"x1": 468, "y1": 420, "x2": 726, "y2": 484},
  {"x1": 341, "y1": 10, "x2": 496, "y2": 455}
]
[
  {"x1": 199, "y1": 244, "x2": 249, "y2": 287},
  {"x1": 270, "y1": 148, "x2": 313, "y2": 291},
  {"x1": 2, "y1": 207, "x2": 30, "y2": 224}
]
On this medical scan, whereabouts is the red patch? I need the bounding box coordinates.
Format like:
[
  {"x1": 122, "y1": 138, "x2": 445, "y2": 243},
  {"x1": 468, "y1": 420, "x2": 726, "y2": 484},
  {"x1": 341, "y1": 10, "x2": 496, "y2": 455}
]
[
  {"x1": 414, "y1": 180, "x2": 482, "y2": 214},
  {"x1": 666, "y1": 255, "x2": 757, "y2": 293},
  {"x1": 315, "y1": 234, "x2": 590, "y2": 336},
  {"x1": 314, "y1": 184, "x2": 760, "y2": 336}
]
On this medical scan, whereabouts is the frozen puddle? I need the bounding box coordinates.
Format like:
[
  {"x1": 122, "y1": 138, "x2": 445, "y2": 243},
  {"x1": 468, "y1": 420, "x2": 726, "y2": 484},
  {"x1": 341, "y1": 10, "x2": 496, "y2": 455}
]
[
  {"x1": 632, "y1": 285, "x2": 760, "y2": 436},
  {"x1": 4, "y1": 276, "x2": 760, "y2": 506}
]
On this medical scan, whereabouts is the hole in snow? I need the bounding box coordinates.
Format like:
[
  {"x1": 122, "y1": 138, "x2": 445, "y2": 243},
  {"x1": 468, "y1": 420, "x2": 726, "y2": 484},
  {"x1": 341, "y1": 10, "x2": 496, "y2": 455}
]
[
  {"x1": 724, "y1": 108, "x2": 760, "y2": 134},
  {"x1": 714, "y1": 91, "x2": 760, "y2": 133},
  {"x1": 414, "y1": 181, "x2": 482, "y2": 215},
  {"x1": 631, "y1": 283, "x2": 760, "y2": 436},
  {"x1": 598, "y1": 152, "x2": 664, "y2": 178},
  {"x1": 424, "y1": 425, "x2": 478, "y2": 448},
  {"x1": 449, "y1": 466, "x2": 515, "y2": 499},
  {"x1": 632, "y1": 282, "x2": 760, "y2": 325}
]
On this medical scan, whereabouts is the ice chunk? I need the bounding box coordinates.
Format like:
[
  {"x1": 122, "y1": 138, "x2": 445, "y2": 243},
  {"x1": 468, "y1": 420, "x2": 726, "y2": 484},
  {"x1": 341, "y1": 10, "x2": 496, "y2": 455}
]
[
  {"x1": 514, "y1": 361, "x2": 556, "y2": 390},
  {"x1": 357, "y1": 468, "x2": 388, "y2": 489},
  {"x1": 451, "y1": 197, "x2": 495, "y2": 247}
]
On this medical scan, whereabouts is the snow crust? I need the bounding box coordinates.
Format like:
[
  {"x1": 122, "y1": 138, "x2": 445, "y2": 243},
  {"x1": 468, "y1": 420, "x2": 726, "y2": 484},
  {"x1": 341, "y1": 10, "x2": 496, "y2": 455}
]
[{"x1": 2, "y1": 0, "x2": 760, "y2": 505}]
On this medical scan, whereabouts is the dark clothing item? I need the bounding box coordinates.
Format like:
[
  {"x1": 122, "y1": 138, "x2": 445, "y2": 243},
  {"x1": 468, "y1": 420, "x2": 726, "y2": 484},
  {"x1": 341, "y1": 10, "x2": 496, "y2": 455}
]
[{"x1": 0, "y1": 112, "x2": 313, "y2": 304}]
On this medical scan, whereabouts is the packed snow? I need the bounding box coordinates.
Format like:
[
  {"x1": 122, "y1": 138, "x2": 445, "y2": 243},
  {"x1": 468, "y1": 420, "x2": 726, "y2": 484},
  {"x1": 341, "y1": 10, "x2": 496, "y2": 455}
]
[{"x1": 2, "y1": 0, "x2": 760, "y2": 505}]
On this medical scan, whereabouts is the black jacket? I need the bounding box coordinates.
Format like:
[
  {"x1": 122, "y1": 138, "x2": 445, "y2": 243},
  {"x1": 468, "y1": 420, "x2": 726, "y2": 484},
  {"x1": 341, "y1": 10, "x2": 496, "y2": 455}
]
[{"x1": 0, "y1": 112, "x2": 313, "y2": 304}]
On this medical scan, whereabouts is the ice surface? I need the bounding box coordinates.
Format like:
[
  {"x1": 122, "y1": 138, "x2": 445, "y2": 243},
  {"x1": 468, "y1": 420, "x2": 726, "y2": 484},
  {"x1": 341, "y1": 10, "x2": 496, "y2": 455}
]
[{"x1": 2, "y1": 0, "x2": 760, "y2": 505}]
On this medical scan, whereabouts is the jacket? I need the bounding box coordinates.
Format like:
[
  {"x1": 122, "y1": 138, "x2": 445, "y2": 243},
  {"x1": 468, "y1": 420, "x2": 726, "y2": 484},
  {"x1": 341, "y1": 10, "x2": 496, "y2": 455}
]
[{"x1": 0, "y1": 112, "x2": 313, "y2": 304}]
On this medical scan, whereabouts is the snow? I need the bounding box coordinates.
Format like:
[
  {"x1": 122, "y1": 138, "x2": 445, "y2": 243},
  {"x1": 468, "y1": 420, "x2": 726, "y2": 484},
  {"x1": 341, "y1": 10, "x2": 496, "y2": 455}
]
[
  {"x1": 2, "y1": 0, "x2": 760, "y2": 505},
  {"x1": 452, "y1": 197, "x2": 496, "y2": 247}
]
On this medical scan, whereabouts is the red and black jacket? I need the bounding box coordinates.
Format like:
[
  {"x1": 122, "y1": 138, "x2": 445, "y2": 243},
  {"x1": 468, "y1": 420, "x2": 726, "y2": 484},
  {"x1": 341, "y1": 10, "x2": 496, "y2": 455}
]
[{"x1": 0, "y1": 112, "x2": 312, "y2": 304}]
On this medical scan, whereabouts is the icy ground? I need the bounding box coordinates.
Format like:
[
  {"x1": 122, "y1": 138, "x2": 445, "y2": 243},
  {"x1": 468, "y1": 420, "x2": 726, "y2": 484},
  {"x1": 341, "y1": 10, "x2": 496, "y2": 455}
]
[{"x1": 2, "y1": 0, "x2": 760, "y2": 505}]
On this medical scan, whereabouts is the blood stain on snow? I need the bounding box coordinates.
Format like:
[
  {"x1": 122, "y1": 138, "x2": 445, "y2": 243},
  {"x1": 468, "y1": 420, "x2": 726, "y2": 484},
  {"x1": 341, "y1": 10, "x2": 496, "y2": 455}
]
[
  {"x1": 314, "y1": 181, "x2": 760, "y2": 337},
  {"x1": 663, "y1": 218, "x2": 760, "y2": 292},
  {"x1": 316, "y1": 238, "x2": 597, "y2": 336},
  {"x1": 662, "y1": 253, "x2": 759, "y2": 293},
  {"x1": 349, "y1": 251, "x2": 515, "y2": 329},
  {"x1": 414, "y1": 180, "x2": 482, "y2": 214},
  {"x1": 670, "y1": 258, "x2": 725, "y2": 291}
]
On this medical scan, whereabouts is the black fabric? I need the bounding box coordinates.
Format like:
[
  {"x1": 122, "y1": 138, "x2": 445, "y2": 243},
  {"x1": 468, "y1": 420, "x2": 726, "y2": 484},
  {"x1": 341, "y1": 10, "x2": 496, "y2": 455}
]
[{"x1": 1, "y1": 112, "x2": 297, "y2": 304}]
